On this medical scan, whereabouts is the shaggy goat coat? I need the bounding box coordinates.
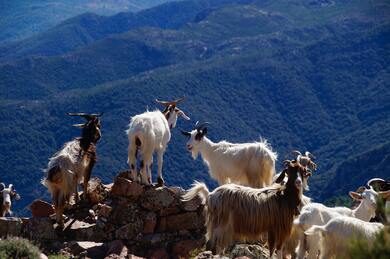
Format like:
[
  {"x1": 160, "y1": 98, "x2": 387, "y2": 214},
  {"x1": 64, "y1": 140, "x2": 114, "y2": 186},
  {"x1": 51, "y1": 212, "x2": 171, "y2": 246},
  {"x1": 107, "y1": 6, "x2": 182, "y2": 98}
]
[
  {"x1": 43, "y1": 139, "x2": 96, "y2": 225},
  {"x1": 183, "y1": 179, "x2": 301, "y2": 255}
]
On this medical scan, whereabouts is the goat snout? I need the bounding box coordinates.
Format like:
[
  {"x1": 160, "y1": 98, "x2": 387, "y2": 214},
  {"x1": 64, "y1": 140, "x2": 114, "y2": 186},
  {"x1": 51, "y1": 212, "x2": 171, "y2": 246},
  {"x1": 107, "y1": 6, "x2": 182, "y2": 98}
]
[
  {"x1": 187, "y1": 144, "x2": 193, "y2": 151},
  {"x1": 295, "y1": 178, "x2": 302, "y2": 188}
]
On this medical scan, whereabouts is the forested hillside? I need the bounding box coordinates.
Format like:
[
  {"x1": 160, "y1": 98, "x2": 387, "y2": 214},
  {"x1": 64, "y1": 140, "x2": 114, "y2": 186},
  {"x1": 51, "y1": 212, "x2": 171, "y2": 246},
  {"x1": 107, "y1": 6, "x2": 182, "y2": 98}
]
[
  {"x1": 0, "y1": 0, "x2": 174, "y2": 43},
  {"x1": 0, "y1": 0, "x2": 389, "y2": 214}
]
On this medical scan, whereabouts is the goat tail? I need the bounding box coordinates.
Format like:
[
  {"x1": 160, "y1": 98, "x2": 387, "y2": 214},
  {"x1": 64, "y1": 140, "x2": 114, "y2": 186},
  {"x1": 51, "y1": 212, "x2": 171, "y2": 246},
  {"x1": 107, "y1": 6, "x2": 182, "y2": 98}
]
[
  {"x1": 182, "y1": 181, "x2": 210, "y2": 205},
  {"x1": 305, "y1": 225, "x2": 325, "y2": 236}
]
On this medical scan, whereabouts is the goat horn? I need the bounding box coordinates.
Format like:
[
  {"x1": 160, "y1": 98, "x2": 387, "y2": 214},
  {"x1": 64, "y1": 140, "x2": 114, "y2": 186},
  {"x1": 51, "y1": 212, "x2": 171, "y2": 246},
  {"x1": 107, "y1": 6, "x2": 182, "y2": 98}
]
[
  {"x1": 67, "y1": 112, "x2": 102, "y2": 120},
  {"x1": 195, "y1": 121, "x2": 209, "y2": 131},
  {"x1": 155, "y1": 97, "x2": 185, "y2": 106},
  {"x1": 305, "y1": 151, "x2": 316, "y2": 159},
  {"x1": 367, "y1": 178, "x2": 386, "y2": 187},
  {"x1": 291, "y1": 150, "x2": 302, "y2": 156},
  {"x1": 72, "y1": 123, "x2": 86, "y2": 128}
]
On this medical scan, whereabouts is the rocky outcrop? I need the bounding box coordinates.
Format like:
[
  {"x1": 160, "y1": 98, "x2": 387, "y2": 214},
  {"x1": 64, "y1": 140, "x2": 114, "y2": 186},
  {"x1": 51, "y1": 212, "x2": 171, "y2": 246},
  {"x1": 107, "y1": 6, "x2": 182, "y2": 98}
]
[{"x1": 0, "y1": 173, "x2": 206, "y2": 258}]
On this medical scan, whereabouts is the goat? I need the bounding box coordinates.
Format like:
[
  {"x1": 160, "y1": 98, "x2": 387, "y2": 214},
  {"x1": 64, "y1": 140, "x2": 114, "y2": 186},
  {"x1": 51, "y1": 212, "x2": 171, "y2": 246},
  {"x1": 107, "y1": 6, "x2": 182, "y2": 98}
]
[
  {"x1": 181, "y1": 122, "x2": 277, "y2": 188},
  {"x1": 182, "y1": 160, "x2": 307, "y2": 258},
  {"x1": 0, "y1": 183, "x2": 21, "y2": 217},
  {"x1": 126, "y1": 98, "x2": 190, "y2": 186},
  {"x1": 305, "y1": 216, "x2": 384, "y2": 259},
  {"x1": 273, "y1": 158, "x2": 313, "y2": 259},
  {"x1": 42, "y1": 112, "x2": 102, "y2": 227},
  {"x1": 295, "y1": 186, "x2": 390, "y2": 259}
]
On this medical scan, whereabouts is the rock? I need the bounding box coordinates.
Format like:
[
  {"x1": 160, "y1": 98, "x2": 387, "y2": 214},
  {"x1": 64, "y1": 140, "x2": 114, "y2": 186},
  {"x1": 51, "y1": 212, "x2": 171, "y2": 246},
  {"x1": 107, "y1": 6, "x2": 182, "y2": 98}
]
[
  {"x1": 143, "y1": 212, "x2": 157, "y2": 234},
  {"x1": 105, "y1": 240, "x2": 128, "y2": 257},
  {"x1": 99, "y1": 204, "x2": 113, "y2": 219},
  {"x1": 0, "y1": 217, "x2": 23, "y2": 237},
  {"x1": 140, "y1": 233, "x2": 166, "y2": 245},
  {"x1": 109, "y1": 201, "x2": 142, "y2": 226},
  {"x1": 165, "y1": 212, "x2": 204, "y2": 232},
  {"x1": 181, "y1": 196, "x2": 202, "y2": 211},
  {"x1": 111, "y1": 177, "x2": 144, "y2": 199},
  {"x1": 104, "y1": 183, "x2": 114, "y2": 191},
  {"x1": 156, "y1": 217, "x2": 167, "y2": 232},
  {"x1": 25, "y1": 217, "x2": 57, "y2": 240},
  {"x1": 69, "y1": 241, "x2": 104, "y2": 257},
  {"x1": 88, "y1": 178, "x2": 108, "y2": 204},
  {"x1": 115, "y1": 220, "x2": 143, "y2": 240},
  {"x1": 40, "y1": 253, "x2": 49, "y2": 259},
  {"x1": 116, "y1": 170, "x2": 132, "y2": 180},
  {"x1": 30, "y1": 199, "x2": 55, "y2": 218},
  {"x1": 194, "y1": 251, "x2": 229, "y2": 259},
  {"x1": 140, "y1": 187, "x2": 175, "y2": 211},
  {"x1": 169, "y1": 186, "x2": 185, "y2": 196},
  {"x1": 149, "y1": 248, "x2": 169, "y2": 259},
  {"x1": 67, "y1": 220, "x2": 103, "y2": 241},
  {"x1": 228, "y1": 244, "x2": 269, "y2": 259},
  {"x1": 172, "y1": 238, "x2": 206, "y2": 258}
]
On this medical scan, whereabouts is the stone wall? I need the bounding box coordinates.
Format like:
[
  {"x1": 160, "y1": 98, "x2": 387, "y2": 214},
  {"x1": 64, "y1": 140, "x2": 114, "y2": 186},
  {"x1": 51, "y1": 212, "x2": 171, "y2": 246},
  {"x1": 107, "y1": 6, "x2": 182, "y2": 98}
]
[{"x1": 0, "y1": 172, "x2": 206, "y2": 258}]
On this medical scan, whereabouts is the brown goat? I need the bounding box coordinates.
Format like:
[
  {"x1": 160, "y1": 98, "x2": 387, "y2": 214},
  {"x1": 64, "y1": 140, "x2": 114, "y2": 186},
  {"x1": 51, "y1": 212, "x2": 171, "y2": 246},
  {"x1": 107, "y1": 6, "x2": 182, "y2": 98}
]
[
  {"x1": 183, "y1": 160, "x2": 306, "y2": 257},
  {"x1": 43, "y1": 113, "x2": 102, "y2": 227}
]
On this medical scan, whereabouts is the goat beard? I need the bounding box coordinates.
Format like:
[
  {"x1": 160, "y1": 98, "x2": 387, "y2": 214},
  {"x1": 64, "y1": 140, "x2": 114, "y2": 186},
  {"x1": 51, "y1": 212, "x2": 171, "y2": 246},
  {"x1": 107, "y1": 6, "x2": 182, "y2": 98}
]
[{"x1": 191, "y1": 148, "x2": 200, "y2": 160}]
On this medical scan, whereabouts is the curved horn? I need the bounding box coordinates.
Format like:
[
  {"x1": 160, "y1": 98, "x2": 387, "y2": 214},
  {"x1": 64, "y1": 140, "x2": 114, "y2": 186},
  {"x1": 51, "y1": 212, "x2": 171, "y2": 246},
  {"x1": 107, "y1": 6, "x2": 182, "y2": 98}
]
[
  {"x1": 155, "y1": 97, "x2": 185, "y2": 106},
  {"x1": 305, "y1": 151, "x2": 316, "y2": 159},
  {"x1": 90, "y1": 112, "x2": 103, "y2": 117},
  {"x1": 195, "y1": 121, "x2": 210, "y2": 131},
  {"x1": 367, "y1": 178, "x2": 386, "y2": 187},
  {"x1": 67, "y1": 112, "x2": 103, "y2": 120},
  {"x1": 291, "y1": 150, "x2": 302, "y2": 156}
]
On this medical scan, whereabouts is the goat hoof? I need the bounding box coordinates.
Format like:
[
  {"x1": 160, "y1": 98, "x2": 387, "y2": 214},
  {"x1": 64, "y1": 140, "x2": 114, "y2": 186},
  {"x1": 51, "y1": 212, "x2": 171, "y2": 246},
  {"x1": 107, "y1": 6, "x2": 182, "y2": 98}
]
[{"x1": 157, "y1": 177, "x2": 164, "y2": 187}]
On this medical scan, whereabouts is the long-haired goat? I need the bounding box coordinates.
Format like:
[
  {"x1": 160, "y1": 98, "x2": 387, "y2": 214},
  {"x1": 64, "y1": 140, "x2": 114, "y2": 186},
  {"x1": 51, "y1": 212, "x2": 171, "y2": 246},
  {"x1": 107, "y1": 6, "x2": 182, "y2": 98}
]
[
  {"x1": 273, "y1": 151, "x2": 315, "y2": 259},
  {"x1": 305, "y1": 216, "x2": 384, "y2": 259},
  {"x1": 295, "y1": 186, "x2": 390, "y2": 259},
  {"x1": 181, "y1": 122, "x2": 277, "y2": 188},
  {"x1": 182, "y1": 160, "x2": 307, "y2": 258},
  {"x1": 126, "y1": 98, "x2": 190, "y2": 186},
  {"x1": 43, "y1": 112, "x2": 102, "y2": 227},
  {"x1": 0, "y1": 183, "x2": 21, "y2": 216}
]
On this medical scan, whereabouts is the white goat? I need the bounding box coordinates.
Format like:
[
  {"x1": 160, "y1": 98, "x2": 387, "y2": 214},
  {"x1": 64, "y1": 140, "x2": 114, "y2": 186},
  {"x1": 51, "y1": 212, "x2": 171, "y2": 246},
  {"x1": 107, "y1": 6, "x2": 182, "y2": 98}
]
[
  {"x1": 127, "y1": 98, "x2": 190, "y2": 186},
  {"x1": 295, "y1": 187, "x2": 388, "y2": 259},
  {"x1": 305, "y1": 216, "x2": 384, "y2": 259},
  {"x1": 0, "y1": 183, "x2": 21, "y2": 217},
  {"x1": 181, "y1": 122, "x2": 277, "y2": 188}
]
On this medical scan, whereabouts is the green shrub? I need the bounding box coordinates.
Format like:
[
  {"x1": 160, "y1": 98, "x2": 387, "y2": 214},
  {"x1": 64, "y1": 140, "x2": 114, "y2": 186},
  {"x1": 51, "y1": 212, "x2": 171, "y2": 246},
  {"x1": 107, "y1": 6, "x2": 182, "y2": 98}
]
[
  {"x1": 348, "y1": 227, "x2": 390, "y2": 259},
  {"x1": 0, "y1": 238, "x2": 41, "y2": 259}
]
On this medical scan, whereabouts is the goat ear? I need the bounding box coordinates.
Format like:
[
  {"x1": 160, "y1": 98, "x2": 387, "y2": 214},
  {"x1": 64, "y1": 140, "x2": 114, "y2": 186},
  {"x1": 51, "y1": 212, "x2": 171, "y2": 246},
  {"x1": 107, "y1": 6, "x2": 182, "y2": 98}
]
[
  {"x1": 275, "y1": 170, "x2": 287, "y2": 184},
  {"x1": 349, "y1": 191, "x2": 362, "y2": 200},
  {"x1": 176, "y1": 109, "x2": 190, "y2": 120}
]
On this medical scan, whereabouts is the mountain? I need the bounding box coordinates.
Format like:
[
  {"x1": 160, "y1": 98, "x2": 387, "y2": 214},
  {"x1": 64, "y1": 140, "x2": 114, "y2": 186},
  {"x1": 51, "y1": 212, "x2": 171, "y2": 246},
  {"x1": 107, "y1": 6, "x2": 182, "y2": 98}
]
[
  {"x1": 0, "y1": 0, "x2": 389, "y2": 215},
  {"x1": 0, "y1": 0, "x2": 175, "y2": 44},
  {"x1": 0, "y1": 0, "x2": 254, "y2": 62}
]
